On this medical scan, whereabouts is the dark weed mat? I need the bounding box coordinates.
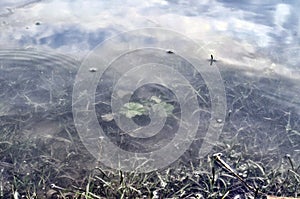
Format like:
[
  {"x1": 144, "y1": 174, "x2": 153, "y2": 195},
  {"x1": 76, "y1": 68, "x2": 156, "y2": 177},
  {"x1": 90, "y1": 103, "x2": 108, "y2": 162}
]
[{"x1": 0, "y1": 127, "x2": 299, "y2": 198}]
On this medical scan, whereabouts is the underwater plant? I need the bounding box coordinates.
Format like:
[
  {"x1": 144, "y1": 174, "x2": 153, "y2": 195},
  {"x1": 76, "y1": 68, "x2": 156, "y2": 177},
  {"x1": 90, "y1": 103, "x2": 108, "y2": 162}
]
[{"x1": 119, "y1": 96, "x2": 175, "y2": 119}]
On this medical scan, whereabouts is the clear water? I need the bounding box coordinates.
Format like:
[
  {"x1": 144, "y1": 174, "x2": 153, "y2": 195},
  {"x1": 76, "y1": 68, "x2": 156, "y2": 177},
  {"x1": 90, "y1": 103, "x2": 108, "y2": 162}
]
[{"x1": 0, "y1": 0, "x2": 299, "y2": 198}]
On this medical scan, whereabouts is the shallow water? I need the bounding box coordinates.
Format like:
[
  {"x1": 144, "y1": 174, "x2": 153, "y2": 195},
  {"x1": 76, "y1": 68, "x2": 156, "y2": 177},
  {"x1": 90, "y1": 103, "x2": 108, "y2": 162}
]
[{"x1": 0, "y1": 0, "x2": 299, "y2": 197}]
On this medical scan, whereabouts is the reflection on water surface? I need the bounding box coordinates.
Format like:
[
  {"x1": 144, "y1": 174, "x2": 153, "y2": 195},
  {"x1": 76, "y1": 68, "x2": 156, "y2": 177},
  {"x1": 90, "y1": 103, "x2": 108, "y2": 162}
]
[{"x1": 0, "y1": 0, "x2": 299, "y2": 198}]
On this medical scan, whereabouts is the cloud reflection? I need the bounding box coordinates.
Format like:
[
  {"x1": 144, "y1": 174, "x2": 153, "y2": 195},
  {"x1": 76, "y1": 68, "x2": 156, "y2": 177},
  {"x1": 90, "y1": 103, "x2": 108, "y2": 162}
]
[{"x1": 0, "y1": 0, "x2": 298, "y2": 65}]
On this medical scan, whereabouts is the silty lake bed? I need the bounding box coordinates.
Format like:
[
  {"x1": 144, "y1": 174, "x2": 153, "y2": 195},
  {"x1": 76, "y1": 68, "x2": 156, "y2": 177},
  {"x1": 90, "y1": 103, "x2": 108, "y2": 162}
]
[{"x1": 0, "y1": 0, "x2": 299, "y2": 198}]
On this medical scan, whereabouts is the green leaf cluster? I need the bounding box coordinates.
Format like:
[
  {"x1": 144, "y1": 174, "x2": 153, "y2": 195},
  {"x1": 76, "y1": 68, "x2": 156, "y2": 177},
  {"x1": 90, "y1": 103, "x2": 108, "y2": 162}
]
[
  {"x1": 120, "y1": 96, "x2": 174, "y2": 119},
  {"x1": 120, "y1": 102, "x2": 147, "y2": 118}
]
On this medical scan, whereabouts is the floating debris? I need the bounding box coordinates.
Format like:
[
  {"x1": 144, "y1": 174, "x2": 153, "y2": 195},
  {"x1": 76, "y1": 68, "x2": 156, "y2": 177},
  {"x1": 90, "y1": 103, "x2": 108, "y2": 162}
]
[
  {"x1": 101, "y1": 113, "x2": 114, "y2": 122},
  {"x1": 216, "y1": 118, "x2": 223, "y2": 123},
  {"x1": 89, "y1": 67, "x2": 97, "y2": 72},
  {"x1": 228, "y1": 109, "x2": 232, "y2": 117}
]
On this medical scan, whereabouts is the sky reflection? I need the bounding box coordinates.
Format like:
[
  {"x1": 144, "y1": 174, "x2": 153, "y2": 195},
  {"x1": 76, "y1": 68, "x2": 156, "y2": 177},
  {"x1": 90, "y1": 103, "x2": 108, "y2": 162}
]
[{"x1": 0, "y1": 0, "x2": 299, "y2": 76}]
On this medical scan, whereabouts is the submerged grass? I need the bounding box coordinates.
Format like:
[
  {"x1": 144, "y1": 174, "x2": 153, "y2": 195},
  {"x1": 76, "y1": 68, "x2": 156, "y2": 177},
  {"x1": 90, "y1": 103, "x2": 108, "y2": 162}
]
[
  {"x1": 0, "y1": 122, "x2": 299, "y2": 199},
  {"x1": 0, "y1": 103, "x2": 299, "y2": 198}
]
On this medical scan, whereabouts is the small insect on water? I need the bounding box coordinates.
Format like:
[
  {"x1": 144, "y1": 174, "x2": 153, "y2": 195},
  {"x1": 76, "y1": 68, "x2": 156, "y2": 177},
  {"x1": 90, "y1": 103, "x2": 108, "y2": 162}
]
[
  {"x1": 209, "y1": 54, "x2": 217, "y2": 65},
  {"x1": 166, "y1": 49, "x2": 174, "y2": 54}
]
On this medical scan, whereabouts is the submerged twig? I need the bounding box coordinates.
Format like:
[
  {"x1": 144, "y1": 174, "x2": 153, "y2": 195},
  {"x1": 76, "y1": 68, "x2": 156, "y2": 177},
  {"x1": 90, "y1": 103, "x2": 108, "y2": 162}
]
[{"x1": 213, "y1": 153, "x2": 263, "y2": 197}]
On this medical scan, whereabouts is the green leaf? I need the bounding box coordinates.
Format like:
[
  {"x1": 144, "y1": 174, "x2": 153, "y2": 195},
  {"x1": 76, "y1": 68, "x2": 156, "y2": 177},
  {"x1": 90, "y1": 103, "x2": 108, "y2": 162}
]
[
  {"x1": 120, "y1": 102, "x2": 147, "y2": 118},
  {"x1": 152, "y1": 102, "x2": 174, "y2": 117},
  {"x1": 150, "y1": 96, "x2": 162, "y2": 104}
]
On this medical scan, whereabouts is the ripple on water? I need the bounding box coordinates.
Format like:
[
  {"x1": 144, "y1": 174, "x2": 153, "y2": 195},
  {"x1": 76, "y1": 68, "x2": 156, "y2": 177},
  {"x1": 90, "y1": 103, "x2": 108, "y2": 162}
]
[{"x1": 0, "y1": 49, "x2": 79, "y2": 118}]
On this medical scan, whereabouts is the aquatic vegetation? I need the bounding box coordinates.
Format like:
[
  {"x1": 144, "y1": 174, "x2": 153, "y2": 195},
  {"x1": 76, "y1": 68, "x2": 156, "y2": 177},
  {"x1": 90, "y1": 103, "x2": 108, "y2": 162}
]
[
  {"x1": 119, "y1": 96, "x2": 175, "y2": 119},
  {"x1": 0, "y1": 50, "x2": 299, "y2": 198},
  {"x1": 120, "y1": 102, "x2": 147, "y2": 118},
  {"x1": 1, "y1": 122, "x2": 299, "y2": 199},
  {"x1": 152, "y1": 101, "x2": 174, "y2": 117}
]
